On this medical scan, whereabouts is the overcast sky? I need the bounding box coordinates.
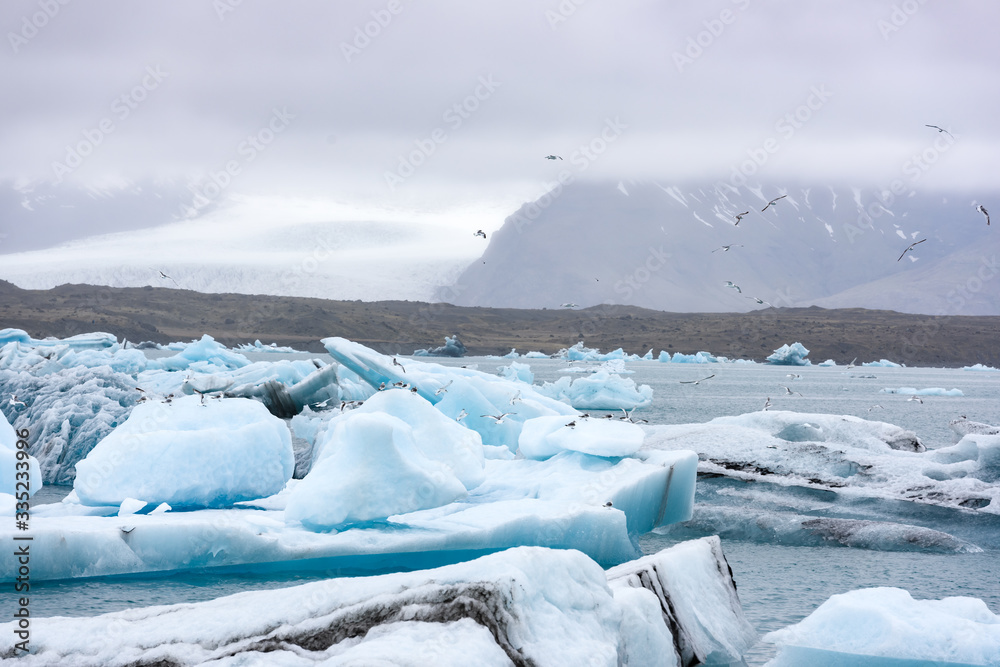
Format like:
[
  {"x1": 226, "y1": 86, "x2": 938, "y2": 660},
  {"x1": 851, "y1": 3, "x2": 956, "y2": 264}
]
[{"x1": 2, "y1": 1, "x2": 998, "y2": 247}]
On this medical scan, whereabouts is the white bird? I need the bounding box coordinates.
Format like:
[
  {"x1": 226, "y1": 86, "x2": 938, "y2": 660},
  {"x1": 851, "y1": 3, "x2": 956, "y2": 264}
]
[
  {"x1": 8, "y1": 394, "x2": 25, "y2": 409},
  {"x1": 480, "y1": 412, "x2": 515, "y2": 424},
  {"x1": 781, "y1": 386, "x2": 802, "y2": 396},
  {"x1": 734, "y1": 211, "x2": 750, "y2": 225},
  {"x1": 474, "y1": 229, "x2": 487, "y2": 239},
  {"x1": 680, "y1": 374, "x2": 715, "y2": 385},
  {"x1": 392, "y1": 357, "x2": 406, "y2": 373},
  {"x1": 509, "y1": 391, "x2": 522, "y2": 405},
  {"x1": 977, "y1": 204, "x2": 990, "y2": 226},
  {"x1": 763, "y1": 397, "x2": 772, "y2": 411},
  {"x1": 561, "y1": 303, "x2": 579, "y2": 308},
  {"x1": 866, "y1": 404, "x2": 885, "y2": 413},
  {"x1": 847, "y1": 357, "x2": 857, "y2": 369},
  {"x1": 746, "y1": 296, "x2": 772, "y2": 307},
  {"x1": 435, "y1": 380, "x2": 453, "y2": 396},
  {"x1": 897, "y1": 238, "x2": 926, "y2": 262},
  {"x1": 618, "y1": 408, "x2": 647, "y2": 423},
  {"x1": 544, "y1": 155, "x2": 563, "y2": 160},
  {"x1": 725, "y1": 281, "x2": 742, "y2": 293},
  {"x1": 925, "y1": 124, "x2": 953, "y2": 139},
  {"x1": 786, "y1": 373, "x2": 802, "y2": 380},
  {"x1": 761, "y1": 195, "x2": 787, "y2": 212},
  {"x1": 565, "y1": 420, "x2": 577, "y2": 429},
  {"x1": 157, "y1": 270, "x2": 179, "y2": 286},
  {"x1": 456, "y1": 409, "x2": 468, "y2": 422},
  {"x1": 907, "y1": 395, "x2": 924, "y2": 404},
  {"x1": 713, "y1": 244, "x2": 744, "y2": 253}
]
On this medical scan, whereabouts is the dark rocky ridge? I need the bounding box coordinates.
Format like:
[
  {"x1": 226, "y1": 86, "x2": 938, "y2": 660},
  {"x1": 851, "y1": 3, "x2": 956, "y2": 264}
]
[{"x1": 1, "y1": 280, "x2": 997, "y2": 366}]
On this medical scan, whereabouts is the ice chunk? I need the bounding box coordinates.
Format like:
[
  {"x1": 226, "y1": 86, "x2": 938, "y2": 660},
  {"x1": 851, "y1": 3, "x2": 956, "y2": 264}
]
[
  {"x1": 764, "y1": 587, "x2": 1000, "y2": 666},
  {"x1": 0, "y1": 409, "x2": 41, "y2": 497},
  {"x1": 926, "y1": 434, "x2": 1000, "y2": 484},
  {"x1": 497, "y1": 360, "x2": 533, "y2": 384},
  {"x1": 963, "y1": 363, "x2": 999, "y2": 371},
  {"x1": 669, "y1": 351, "x2": 720, "y2": 363},
  {"x1": 286, "y1": 411, "x2": 469, "y2": 532},
  {"x1": 523, "y1": 351, "x2": 549, "y2": 358},
  {"x1": 818, "y1": 358, "x2": 837, "y2": 366},
  {"x1": 864, "y1": 358, "x2": 902, "y2": 367},
  {"x1": 412, "y1": 335, "x2": 467, "y2": 357},
  {"x1": 74, "y1": 396, "x2": 293, "y2": 509},
  {"x1": 558, "y1": 342, "x2": 627, "y2": 362},
  {"x1": 608, "y1": 536, "x2": 757, "y2": 666},
  {"x1": 145, "y1": 334, "x2": 251, "y2": 372},
  {"x1": 766, "y1": 342, "x2": 811, "y2": 365},
  {"x1": 518, "y1": 415, "x2": 645, "y2": 459},
  {"x1": 880, "y1": 386, "x2": 964, "y2": 396},
  {"x1": 235, "y1": 340, "x2": 302, "y2": 353},
  {"x1": 537, "y1": 370, "x2": 653, "y2": 410},
  {"x1": 950, "y1": 416, "x2": 1000, "y2": 438}
]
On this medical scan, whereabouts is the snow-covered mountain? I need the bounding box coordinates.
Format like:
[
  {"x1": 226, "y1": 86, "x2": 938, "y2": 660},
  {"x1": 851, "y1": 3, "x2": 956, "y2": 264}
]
[{"x1": 443, "y1": 181, "x2": 999, "y2": 316}]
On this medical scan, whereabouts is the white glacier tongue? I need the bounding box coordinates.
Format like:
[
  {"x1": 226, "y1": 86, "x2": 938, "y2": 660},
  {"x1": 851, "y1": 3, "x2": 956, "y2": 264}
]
[
  {"x1": 763, "y1": 587, "x2": 1000, "y2": 666},
  {"x1": 607, "y1": 535, "x2": 757, "y2": 666},
  {"x1": 0, "y1": 542, "x2": 755, "y2": 666},
  {"x1": 643, "y1": 411, "x2": 1000, "y2": 513}
]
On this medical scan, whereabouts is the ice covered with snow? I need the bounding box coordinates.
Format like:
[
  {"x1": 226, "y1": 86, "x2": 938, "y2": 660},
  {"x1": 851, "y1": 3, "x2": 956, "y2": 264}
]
[
  {"x1": 818, "y1": 358, "x2": 837, "y2": 366},
  {"x1": 537, "y1": 370, "x2": 653, "y2": 410},
  {"x1": 950, "y1": 417, "x2": 1000, "y2": 438},
  {"x1": 880, "y1": 386, "x2": 964, "y2": 396},
  {"x1": 518, "y1": 415, "x2": 645, "y2": 459},
  {"x1": 643, "y1": 410, "x2": 1000, "y2": 513},
  {"x1": 0, "y1": 541, "x2": 754, "y2": 666},
  {"x1": 764, "y1": 587, "x2": 1000, "y2": 666},
  {"x1": 766, "y1": 342, "x2": 811, "y2": 365},
  {"x1": 74, "y1": 395, "x2": 294, "y2": 509}
]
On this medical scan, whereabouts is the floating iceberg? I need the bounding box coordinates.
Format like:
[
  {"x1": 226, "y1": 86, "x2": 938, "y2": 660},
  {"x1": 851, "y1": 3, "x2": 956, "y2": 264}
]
[
  {"x1": 497, "y1": 360, "x2": 533, "y2": 384},
  {"x1": 0, "y1": 539, "x2": 753, "y2": 666},
  {"x1": 656, "y1": 506, "x2": 983, "y2": 554},
  {"x1": 235, "y1": 339, "x2": 302, "y2": 353},
  {"x1": 558, "y1": 342, "x2": 627, "y2": 362},
  {"x1": 818, "y1": 359, "x2": 837, "y2": 366},
  {"x1": 949, "y1": 417, "x2": 1000, "y2": 438},
  {"x1": 880, "y1": 387, "x2": 964, "y2": 396},
  {"x1": 537, "y1": 370, "x2": 653, "y2": 410},
  {"x1": 145, "y1": 334, "x2": 252, "y2": 372},
  {"x1": 73, "y1": 395, "x2": 294, "y2": 509},
  {"x1": 764, "y1": 587, "x2": 1000, "y2": 666},
  {"x1": 963, "y1": 363, "x2": 999, "y2": 371},
  {"x1": 666, "y1": 350, "x2": 720, "y2": 363},
  {"x1": 523, "y1": 350, "x2": 549, "y2": 358},
  {"x1": 0, "y1": 328, "x2": 117, "y2": 350},
  {"x1": 766, "y1": 342, "x2": 811, "y2": 365},
  {"x1": 412, "y1": 335, "x2": 467, "y2": 357},
  {"x1": 864, "y1": 358, "x2": 902, "y2": 367},
  {"x1": 643, "y1": 411, "x2": 1000, "y2": 513}
]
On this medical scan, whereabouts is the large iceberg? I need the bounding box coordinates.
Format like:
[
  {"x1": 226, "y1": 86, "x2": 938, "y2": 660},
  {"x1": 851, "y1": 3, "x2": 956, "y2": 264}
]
[
  {"x1": 766, "y1": 342, "x2": 811, "y2": 365},
  {"x1": 412, "y1": 335, "x2": 467, "y2": 357},
  {"x1": 764, "y1": 587, "x2": 1000, "y2": 666},
  {"x1": 74, "y1": 395, "x2": 294, "y2": 509},
  {"x1": 537, "y1": 370, "x2": 653, "y2": 410}
]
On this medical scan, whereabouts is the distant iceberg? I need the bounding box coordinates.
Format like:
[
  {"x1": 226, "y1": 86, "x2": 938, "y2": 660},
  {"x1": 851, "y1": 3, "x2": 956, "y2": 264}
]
[
  {"x1": 537, "y1": 370, "x2": 653, "y2": 410},
  {"x1": 413, "y1": 335, "x2": 467, "y2": 357},
  {"x1": 558, "y1": 342, "x2": 627, "y2": 362},
  {"x1": 766, "y1": 342, "x2": 811, "y2": 365},
  {"x1": 880, "y1": 387, "x2": 964, "y2": 396},
  {"x1": 864, "y1": 358, "x2": 902, "y2": 367},
  {"x1": 235, "y1": 339, "x2": 302, "y2": 353},
  {"x1": 963, "y1": 363, "x2": 999, "y2": 371}
]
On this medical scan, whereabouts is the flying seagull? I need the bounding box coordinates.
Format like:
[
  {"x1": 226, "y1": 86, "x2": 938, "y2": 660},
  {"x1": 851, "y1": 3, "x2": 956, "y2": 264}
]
[
  {"x1": 761, "y1": 195, "x2": 787, "y2": 212},
  {"x1": 435, "y1": 380, "x2": 453, "y2": 396},
  {"x1": 158, "y1": 270, "x2": 179, "y2": 286},
  {"x1": 474, "y1": 229, "x2": 487, "y2": 239},
  {"x1": 746, "y1": 296, "x2": 772, "y2": 307},
  {"x1": 762, "y1": 397, "x2": 773, "y2": 411},
  {"x1": 713, "y1": 244, "x2": 744, "y2": 253},
  {"x1": 907, "y1": 395, "x2": 924, "y2": 404},
  {"x1": 977, "y1": 204, "x2": 990, "y2": 226},
  {"x1": 509, "y1": 391, "x2": 523, "y2": 406},
  {"x1": 734, "y1": 211, "x2": 750, "y2": 225},
  {"x1": 897, "y1": 238, "x2": 926, "y2": 262},
  {"x1": 866, "y1": 404, "x2": 885, "y2": 413},
  {"x1": 725, "y1": 281, "x2": 742, "y2": 293},
  {"x1": 392, "y1": 357, "x2": 406, "y2": 373},
  {"x1": 781, "y1": 386, "x2": 802, "y2": 396},
  {"x1": 480, "y1": 412, "x2": 515, "y2": 424},
  {"x1": 455, "y1": 409, "x2": 468, "y2": 422},
  {"x1": 544, "y1": 155, "x2": 563, "y2": 160},
  {"x1": 925, "y1": 124, "x2": 953, "y2": 139},
  {"x1": 561, "y1": 303, "x2": 579, "y2": 308},
  {"x1": 8, "y1": 394, "x2": 25, "y2": 409},
  {"x1": 680, "y1": 374, "x2": 715, "y2": 385},
  {"x1": 618, "y1": 407, "x2": 648, "y2": 424}
]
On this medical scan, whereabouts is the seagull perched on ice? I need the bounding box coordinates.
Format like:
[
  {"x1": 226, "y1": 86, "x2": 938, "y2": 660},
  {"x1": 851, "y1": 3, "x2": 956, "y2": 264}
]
[
  {"x1": 897, "y1": 238, "x2": 926, "y2": 262},
  {"x1": 481, "y1": 412, "x2": 515, "y2": 424},
  {"x1": 734, "y1": 211, "x2": 750, "y2": 225},
  {"x1": 473, "y1": 229, "x2": 487, "y2": 239},
  {"x1": 8, "y1": 394, "x2": 25, "y2": 409},
  {"x1": 544, "y1": 155, "x2": 563, "y2": 160},
  {"x1": 976, "y1": 204, "x2": 990, "y2": 226},
  {"x1": 435, "y1": 380, "x2": 453, "y2": 396},
  {"x1": 925, "y1": 124, "x2": 953, "y2": 139},
  {"x1": 565, "y1": 420, "x2": 577, "y2": 429},
  {"x1": 603, "y1": 501, "x2": 613, "y2": 508},
  {"x1": 725, "y1": 281, "x2": 742, "y2": 294},
  {"x1": 762, "y1": 397, "x2": 773, "y2": 411},
  {"x1": 713, "y1": 244, "x2": 744, "y2": 253},
  {"x1": 761, "y1": 195, "x2": 787, "y2": 212},
  {"x1": 455, "y1": 409, "x2": 468, "y2": 422},
  {"x1": 680, "y1": 374, "x2": 715, "y2": 385}
]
